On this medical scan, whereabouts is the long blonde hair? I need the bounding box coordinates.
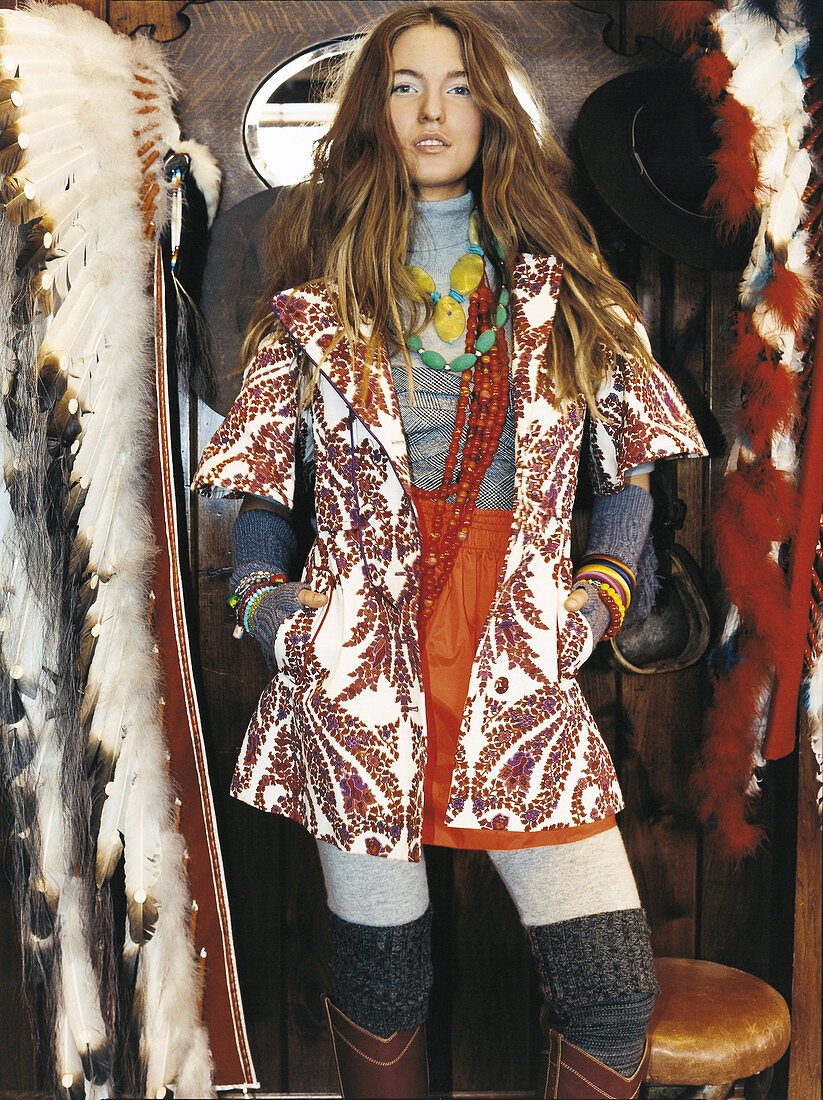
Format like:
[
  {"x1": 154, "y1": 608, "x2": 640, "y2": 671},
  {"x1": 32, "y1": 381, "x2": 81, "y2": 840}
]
[{"x1": 243, "y1": 1, "x2": 651, "y2": 408}]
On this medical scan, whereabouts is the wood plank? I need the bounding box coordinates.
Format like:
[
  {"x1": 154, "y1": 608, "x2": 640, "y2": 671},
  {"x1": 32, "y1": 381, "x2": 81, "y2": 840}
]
[
  {"x1": 615, "y1": 251, "x2": 704, "y2": 959},
  {"x1": 697, "y1": 263, "x2": 780, "y2": 983},
  {"x1": 788, "y1": 725, "x2": 822, "y2": 1100},
  {"x1": 449, "y1": 850, "x2": 535, "y2": 1095},
  {"x1": 109, "y1": 1, "x2": 198, "y2": 41},
  {"x1": 280, "y1": 825, "x2": 337, "y2": 1095}
]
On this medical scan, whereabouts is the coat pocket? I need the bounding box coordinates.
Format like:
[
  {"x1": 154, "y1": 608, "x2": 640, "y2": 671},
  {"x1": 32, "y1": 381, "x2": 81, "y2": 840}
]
[
  {"x1": 273, "y1": 575, "x2": 337, "y2": 682},
  {"x1": 557, "y1": 604, "x2": 594, "y2": 680}
]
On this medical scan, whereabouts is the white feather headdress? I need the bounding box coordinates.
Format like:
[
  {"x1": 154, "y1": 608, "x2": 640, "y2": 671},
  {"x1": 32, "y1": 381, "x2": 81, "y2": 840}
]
[{"x1": 0, "y1": 3, "x2": 217, "y2": 1093}]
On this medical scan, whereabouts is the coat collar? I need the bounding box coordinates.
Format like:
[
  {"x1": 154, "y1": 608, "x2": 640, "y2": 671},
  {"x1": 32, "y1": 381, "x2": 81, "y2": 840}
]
[{"x1": 272, "y1": 255, "x2": 564, "y2": 484}]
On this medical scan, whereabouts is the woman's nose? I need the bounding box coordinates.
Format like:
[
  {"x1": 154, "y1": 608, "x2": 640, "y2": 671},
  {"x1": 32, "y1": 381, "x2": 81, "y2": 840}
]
[{"x1": 419, "y1": 90, "x2": 444, "y2": 122}]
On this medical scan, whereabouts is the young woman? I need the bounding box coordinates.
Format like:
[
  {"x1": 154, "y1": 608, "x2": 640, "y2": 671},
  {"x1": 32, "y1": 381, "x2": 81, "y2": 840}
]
[{"x1": 194, "y1": 4, "x2": 706, "y2": 1097}]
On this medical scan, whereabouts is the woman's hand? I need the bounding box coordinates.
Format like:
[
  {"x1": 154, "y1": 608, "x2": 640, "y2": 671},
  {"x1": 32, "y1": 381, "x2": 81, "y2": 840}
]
[
  {"x1": 564, "y1": 582, "x2": 610, "y2": 646},
  {"x1": 563, "y1": 587, "x2": 588, "y2": 613},
  {"x1": 298, "y1": 588, "x2": 329, "y2": 609}
]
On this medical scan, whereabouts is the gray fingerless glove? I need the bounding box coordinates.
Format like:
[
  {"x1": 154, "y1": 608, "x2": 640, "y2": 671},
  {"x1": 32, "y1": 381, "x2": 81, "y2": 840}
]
[
  {"x1": 245, "y1": 580, "x2": 307, "y2": 670},
  {"x1": 577, "y1": 483, "x2": 653, "y2": 644},
  {"x1": 230, "y1": 507, "x2": 308, "y2": 670}
]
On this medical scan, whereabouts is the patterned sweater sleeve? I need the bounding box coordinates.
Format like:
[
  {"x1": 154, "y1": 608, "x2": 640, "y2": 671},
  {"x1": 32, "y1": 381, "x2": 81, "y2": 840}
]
[
  {"x1": 588, "y1": 321, "x2": 707, "y2": 496},
  {"x1": 192, "y1": 333, "x2": 302, "y2": 510}
]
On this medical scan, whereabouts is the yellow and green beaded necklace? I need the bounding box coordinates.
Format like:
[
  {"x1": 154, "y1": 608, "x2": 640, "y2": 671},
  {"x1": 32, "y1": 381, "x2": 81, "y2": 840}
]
[{"x1": 404, "y1": 211, "x2": 509, "y2": 372}]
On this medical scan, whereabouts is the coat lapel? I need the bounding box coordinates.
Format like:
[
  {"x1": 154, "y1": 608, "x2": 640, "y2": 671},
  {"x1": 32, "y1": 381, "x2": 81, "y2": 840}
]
[{"x1": 273, "y1": 283, "x2": 413, "y2": 495}]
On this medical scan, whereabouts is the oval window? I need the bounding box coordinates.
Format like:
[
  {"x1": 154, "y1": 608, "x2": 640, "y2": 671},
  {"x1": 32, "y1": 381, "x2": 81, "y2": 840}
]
[{"x1": 243, "y1": 38, "x2": 358, "y2": 188}]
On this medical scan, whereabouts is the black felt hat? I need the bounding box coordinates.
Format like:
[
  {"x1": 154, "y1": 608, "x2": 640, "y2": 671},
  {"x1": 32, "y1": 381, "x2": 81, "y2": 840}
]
[{"x1": 577, "y1": 66, "x2": 754, "y2": 270}]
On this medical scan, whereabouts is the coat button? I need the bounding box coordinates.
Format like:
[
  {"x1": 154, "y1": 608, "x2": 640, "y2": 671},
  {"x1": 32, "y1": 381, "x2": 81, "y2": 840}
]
[{"x1": 495, "y1": 677, "x2": 508, "y2": 694}]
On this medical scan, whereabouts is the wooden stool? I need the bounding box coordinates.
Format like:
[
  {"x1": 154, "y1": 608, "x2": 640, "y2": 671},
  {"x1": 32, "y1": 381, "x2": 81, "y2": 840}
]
[{"x1": 643, "y1": 958, "x2": 791, "y2": 1100}]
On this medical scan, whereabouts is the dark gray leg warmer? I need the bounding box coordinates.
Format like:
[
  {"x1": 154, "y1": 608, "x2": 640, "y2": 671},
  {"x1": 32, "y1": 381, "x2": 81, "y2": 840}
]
[
  {"x1": 528, "y1": 908, "x2": 659, "y2": 1076},
  {"x1": 326, "y1": 905, "x2": 434, "y2": 1038}
]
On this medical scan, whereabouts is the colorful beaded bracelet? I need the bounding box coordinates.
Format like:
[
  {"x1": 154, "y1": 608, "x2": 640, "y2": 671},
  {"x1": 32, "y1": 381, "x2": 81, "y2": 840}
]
[
  {"x1": 227, "y1": 570, "x2": 287, "y2": 609},
  {"x1": 581, "y1": 553, "x2": 636, "y2": 592},
  {"x1": 575, "y1": 565, "x2": 632, "y2": 609},
  {"x1": 593, "y1": 581, "x2": 626, "y2": 639},
  {"x1": 229, "y1": 572, "x2": 288, "y2": 638},
  {"x1": 574, "y1": 553, "x2": 635, "y2": 612}
]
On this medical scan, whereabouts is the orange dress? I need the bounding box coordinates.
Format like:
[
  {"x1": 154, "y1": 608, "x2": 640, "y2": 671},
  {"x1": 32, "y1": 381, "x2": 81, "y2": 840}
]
[{"x1": 415, "y1": 496, "x2": 615, "y2": 849}]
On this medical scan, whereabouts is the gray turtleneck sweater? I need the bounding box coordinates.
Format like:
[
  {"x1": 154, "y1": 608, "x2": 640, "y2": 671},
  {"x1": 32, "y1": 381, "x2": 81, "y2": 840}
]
[{"x1": 391, "y1": 191, "x2": 516, "y2": 509}]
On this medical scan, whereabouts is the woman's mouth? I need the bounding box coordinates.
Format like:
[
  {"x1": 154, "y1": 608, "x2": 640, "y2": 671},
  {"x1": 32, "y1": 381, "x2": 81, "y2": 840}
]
[{"x1": 414, "y1": 134, "x2": 450, "y2": 151}]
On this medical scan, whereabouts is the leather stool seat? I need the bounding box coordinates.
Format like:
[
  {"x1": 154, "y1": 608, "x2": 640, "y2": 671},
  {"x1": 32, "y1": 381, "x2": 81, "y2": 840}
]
[{"x1": 646, "y1": 958, "x2": 791, "y2": 1085}]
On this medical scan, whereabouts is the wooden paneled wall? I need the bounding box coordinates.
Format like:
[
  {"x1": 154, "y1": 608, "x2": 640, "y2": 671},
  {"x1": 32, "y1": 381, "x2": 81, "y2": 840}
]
[{"x1": 0, "y1": 3, "x2": 818, "y2": 1099}]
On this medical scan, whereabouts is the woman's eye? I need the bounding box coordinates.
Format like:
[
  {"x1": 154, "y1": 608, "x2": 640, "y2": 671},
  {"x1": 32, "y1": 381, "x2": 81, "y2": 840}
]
[
  {"x1": 391, "y1": 83, "x2": 415, "y2": 95},
  {"x1": 449, "y1": 84, "x2": 472, "y2": 96}
]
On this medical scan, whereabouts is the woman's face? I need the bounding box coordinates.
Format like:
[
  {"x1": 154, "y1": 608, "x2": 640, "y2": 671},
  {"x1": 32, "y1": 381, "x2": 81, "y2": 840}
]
[{"x1": 389, "y1": 23, "x2": 483, "y2": 201}]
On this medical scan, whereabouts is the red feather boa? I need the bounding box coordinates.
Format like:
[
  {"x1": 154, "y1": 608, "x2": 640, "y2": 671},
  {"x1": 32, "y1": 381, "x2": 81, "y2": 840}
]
[
  {"x1": 676, "y1": 4, "x2": 820, "y2": 856},
  {"x1": 706, "y1": 96, "x2": 761, "y2": 233},
  {"x1": 691, "y1": 636, "x2": 770, "y2": 857},
  {"x1": 658, "y1": 1, "x2": 721, "y2": 42},
  {"x1": 759, "y1": 262, "x2": 818, "y2": 336},
  {"x1": 694, "y1": 50, "x2": 735, "y2": 99}
]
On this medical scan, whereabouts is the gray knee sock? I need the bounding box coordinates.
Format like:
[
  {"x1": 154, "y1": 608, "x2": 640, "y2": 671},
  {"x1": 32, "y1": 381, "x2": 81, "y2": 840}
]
[
  {"x1": 528, "y1": 908, "x2": 658, "y2": 1076},
  {"x1": 326, "y1": 906, "x2": 433, "y2": 1038}
]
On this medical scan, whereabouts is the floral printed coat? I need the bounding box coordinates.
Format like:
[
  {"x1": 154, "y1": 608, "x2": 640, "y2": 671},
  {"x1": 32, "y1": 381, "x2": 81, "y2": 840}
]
[{"x1": 194, "y1": 254, "x2": 706, "y2": 861}]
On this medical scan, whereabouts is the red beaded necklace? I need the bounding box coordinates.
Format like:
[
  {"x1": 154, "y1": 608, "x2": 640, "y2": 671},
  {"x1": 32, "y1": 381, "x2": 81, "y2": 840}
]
[{"x1": 412, "y1": 273, "x2": 510, "y2": 619}]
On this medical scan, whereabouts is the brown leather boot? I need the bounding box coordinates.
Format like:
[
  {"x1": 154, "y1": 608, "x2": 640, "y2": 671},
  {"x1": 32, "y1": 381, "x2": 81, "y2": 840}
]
[
  {"x1": 538, "y1": 1028, "x2": 649, "y2": 1099},
  {"x1": 325, "y1": 997, "x2": 429, "y2": 1099}
]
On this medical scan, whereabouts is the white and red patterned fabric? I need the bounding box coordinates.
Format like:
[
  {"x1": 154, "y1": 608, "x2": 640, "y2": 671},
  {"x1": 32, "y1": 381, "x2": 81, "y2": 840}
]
[{"x1": 194, "y1": 254, "x2": 706, "y2": 861}]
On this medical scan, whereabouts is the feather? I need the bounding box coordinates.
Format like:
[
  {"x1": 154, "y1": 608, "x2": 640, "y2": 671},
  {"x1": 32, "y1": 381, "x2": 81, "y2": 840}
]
[
  {"x1": 757, "y1": 259, "x2": 818, "y2": 335},
  {"x1": 73, "y1": 569, "x2": 100, "y2": 632},
  {"x1": 705, "y1": 95, "x2": 761, "y2": 231},
  {"x1": 658, "y1": 0, "x2": 719, "y2": 42},
  {"x1": 47, "y1": 390, "x2": 89, "y2": 452},
  {"x1": 692, "y1": 636, "x2": 771, "y2": 857},
  {"x1": 14, "y1": 219, "x2": 57, "y2": 274},
  {"x1": 0, "y1": 6, "x2": 62, "y2": 36},
  {"x1": 38, "y1": 272, "x2": 107, "y2": 371},
  {"x1": 87, "y1": 695, "x2": 128, "y2": 843},
  {"x1": 123, "y1": 777, "x2": 161, "y2": 943},
  {"x1": 173, "y1": 138, "x2": 221, "y2": 225},
  {"x1": 34, "y1": 768, "x2": 67, "y2": 918},
  {"x1": 694, "y1": 49, "x2": 734, "y2": 98},
  {"x1": 138, "y1": 830, "x2": 215, "y2": 1098},
  {"x1": 0, "y1": 88, "x2": 23, "y2": 127},
  {"x1": 13, "y1": 186, "x2": 87, "y2": 279},
  {"x1": 44, "y1": 226, "x2": 94, "y2": 302},
  {"x1": 36, "y1": 355, "x2": 67, "y2": 412},
  {"x1": 6, "y1": 113, "x2": 79, "y2": 165},
  {"x1": 0, "y1": 83, "x2": 85, "y2": 115},
  {"x1": 94, "y1": 720, "x2": 135, "y2": 888},
  {"x1": 68, "y1": 527, "x2": 92, "y2": 582},
  {"x1": 55, "y1": 1009, "x2": 86, "y2": 1100},
  {"x1": 1, "y1": 148, "x2": 95, "y2": 225},
  {"x1": 5, "y1": 585, "x2": 45, "y2": 700},
  {"x1": 58, "y1": 877, "x2": 111, "y2": 1085},
  {"x1": 75, "y1": 448, "x2": 128, "y2": 582}
]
